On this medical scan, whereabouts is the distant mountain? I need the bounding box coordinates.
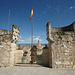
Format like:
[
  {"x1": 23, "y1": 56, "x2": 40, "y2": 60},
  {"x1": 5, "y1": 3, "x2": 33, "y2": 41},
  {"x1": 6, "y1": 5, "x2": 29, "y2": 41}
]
[{"x1": 17, "y1": 43, "x2": 48, "y2": 46}]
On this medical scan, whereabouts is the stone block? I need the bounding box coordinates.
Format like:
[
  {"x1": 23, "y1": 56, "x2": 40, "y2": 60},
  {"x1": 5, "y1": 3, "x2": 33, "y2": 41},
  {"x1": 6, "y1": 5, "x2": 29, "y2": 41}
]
[
  {"x1": 73, "y1": 35, "x2": 75, "y2": 41},
  {"x1": 56, "y1": 61, "x2": 61, "y2": 64},
  {"x1": 65, "y1": 50, "x2": 69, "y2": 52},
  {"x1": 62, "y1": 61, "x2": 70, "y2": 65}
]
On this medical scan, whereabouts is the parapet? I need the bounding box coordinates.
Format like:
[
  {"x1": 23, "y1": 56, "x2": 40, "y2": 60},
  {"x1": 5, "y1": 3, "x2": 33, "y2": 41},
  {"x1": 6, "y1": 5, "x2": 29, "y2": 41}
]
[
  {"x1": 51, "y1": 22, "x2": 75, "y2": 33},
  {"x1": 46, "y1": 22, "x2": 75, "y2": 41},
  {"x1": 0, "y1": 29, "x2": 12, "y2": 35},
  {"x1": 46, "y1": 21, "x2": 75, "y2": 33},
  {"x1": 0, "y1": 24, "x2": 20, "y2": 43}
]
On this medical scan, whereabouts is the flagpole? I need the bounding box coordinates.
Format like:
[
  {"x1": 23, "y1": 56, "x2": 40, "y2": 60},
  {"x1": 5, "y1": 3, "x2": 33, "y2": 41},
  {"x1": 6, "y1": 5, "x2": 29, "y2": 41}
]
[
  {"x1": 57, "y1": 5, "x2": 60, "y2": 29},
  {"x1": 31, "y1": 15, "x2": 33, "y2": 64},
  {"x1": 31, "y1": 16, "x2": 33, "y2": 46},
  {"x1": 30, "y1": 8, "x2": 34, "y2": 64},
  {"x1": 8, "y1": 8, "x2": 10, "y2": 34}
]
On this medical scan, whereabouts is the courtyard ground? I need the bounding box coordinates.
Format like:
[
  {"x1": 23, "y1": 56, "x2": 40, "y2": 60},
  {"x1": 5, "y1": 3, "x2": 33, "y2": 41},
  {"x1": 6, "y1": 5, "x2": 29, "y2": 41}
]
[{"x1": 0, "y1": 66, "x2": 75, "y2": 75}]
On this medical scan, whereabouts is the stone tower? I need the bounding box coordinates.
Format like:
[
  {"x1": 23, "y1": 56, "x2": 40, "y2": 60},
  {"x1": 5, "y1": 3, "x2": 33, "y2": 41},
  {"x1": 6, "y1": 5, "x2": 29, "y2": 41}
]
[
  {"x1": 12, "y1": 25, "x2": 20, "y2": 43},
  {"x1": 38, "y1": 40, "x2": 41, "y2": 47}
]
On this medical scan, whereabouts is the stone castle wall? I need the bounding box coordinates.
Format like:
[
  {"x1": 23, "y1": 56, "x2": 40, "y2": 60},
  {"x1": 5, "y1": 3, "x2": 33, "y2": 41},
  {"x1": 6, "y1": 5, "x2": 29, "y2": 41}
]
[
  {"x1": 0, "y1": 25, "x2": 20, "y2": 67},
  {"x1": 0, "y1": 44, "x2": 10, "y2": 67},
  {"x1": 46, "y1": 22, "x2": 75, "y2": 68},
  {"x1": 51, "y1": 32, "x2": 75, "y2": 68},
  {"x1": 0, "y1": 29, "x2": 12, "y2": 42}
]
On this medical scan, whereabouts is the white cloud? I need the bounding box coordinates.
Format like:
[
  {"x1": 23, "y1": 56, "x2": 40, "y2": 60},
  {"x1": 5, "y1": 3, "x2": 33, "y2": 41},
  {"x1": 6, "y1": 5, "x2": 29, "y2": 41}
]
[
  {"x1": 34, "y1": 38, "x2": 43, "y2": 41},
  {"x1": 19, "y1": 40, "x2": 25, "y2": 42},
  {"x1": 33, "y1": 36, "x2": 43, "y2": 41},
  {"x1": 33, "y1": 36, "x2": 35, "y2": 38},
  {"x1": 48, "y1": 6, "x2": 51, "y2": 8},
  {"x1": 25, "y1": 36, "x2": 43, "y2": 42},
  {"x1": 39, "y1": 39, "x2": 43, "y2": 41},
  {"x1": 26, "y1": 37, "x2": 31, "y2": 41},
  {"x1": 34, "y1": 38, "x2": 39, "y2": 41},
  {"x1": 46, "y1": 5, "x2": 51, "y2": 9},
  {"x1": 43, "y1": 11, "x2": 46, "y2": 14},
  {"x1": 70, "y1": 6, "x2": 73, "y2": 9},
  {"x1": 69, "y1": 6, "x2": 75, "y2": 9},
  {"x1": 19, "y1": 36, "x2": 22, "y2": 38},
  {"x1": 37, "y1": 36, "x2": 40, "y2": 38}
]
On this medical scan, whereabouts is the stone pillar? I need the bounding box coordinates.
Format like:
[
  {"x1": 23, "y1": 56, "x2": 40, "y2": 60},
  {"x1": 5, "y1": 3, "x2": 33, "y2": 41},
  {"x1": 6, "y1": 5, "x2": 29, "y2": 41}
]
[
  {"x1": 73, "y1": 21, "x2": 75, "y2": 34},
  {"x1": 46, "y1": 22, "x2": 51, "y2": 40},
  {"x1": 48, "y1": 40, "x2": 52, "y2": 68},
  {"x1": 42, "y1": 45, "x2": 49, "y2": 66},
  {"x1": 73, "y1": 22, "x2": 75, "y2": 41},
  {"x1": 46, "y1": 22, "x2": 52, "y2": 68},
  {"x1": 9, "y1": 43, "x2": 17, "y2": 67}
]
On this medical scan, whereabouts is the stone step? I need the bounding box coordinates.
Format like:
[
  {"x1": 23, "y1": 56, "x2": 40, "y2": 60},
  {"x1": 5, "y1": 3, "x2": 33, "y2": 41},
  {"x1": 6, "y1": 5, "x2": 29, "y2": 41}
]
[{"x1": 15, "y1": 63, "x2": 49, "y2": 67}]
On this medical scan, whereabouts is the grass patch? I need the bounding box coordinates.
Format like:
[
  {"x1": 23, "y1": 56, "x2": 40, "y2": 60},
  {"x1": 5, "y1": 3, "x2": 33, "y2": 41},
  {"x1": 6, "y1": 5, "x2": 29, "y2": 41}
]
[{"x1": 37, "y1": 55, "x2": 42, "y2": 58}]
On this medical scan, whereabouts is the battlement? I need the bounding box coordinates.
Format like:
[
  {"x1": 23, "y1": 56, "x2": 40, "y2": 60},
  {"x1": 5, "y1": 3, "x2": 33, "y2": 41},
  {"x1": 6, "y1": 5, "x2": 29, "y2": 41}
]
[
  {"x1": 46, "y1": 21, "x2": 75, "y2": 32},
  {"x1": 0, "y1": 29, "x2": 12, "y2": 35},
  {"x1": 46, "y1": 22, "x2": 75, "y2": 41},
  {"x1": 0, "y1": 25, "x2": 20, "y2": 43}
]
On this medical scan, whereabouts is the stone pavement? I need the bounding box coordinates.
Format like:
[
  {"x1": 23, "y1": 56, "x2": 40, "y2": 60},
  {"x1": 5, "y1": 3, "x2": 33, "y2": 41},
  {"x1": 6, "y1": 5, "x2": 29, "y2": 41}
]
[{"x1": 0, "y1": 66, "x2": 75, "y2": 75}]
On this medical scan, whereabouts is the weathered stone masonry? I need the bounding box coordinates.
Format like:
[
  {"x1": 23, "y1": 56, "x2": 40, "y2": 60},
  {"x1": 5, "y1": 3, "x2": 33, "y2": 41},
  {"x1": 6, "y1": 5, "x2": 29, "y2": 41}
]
[
  {"x1": 0, "y1": 25, "x2": 20, "y2": 67},
  {"x1": 46, "y1": 22, "x2": 75, "y2": 68}
]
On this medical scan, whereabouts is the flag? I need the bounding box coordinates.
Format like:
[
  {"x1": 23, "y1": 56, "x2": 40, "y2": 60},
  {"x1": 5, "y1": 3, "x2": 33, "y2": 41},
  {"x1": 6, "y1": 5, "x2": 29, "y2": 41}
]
[{"x1": 30, "y1": 9, "x2": 33, "y2": 20}]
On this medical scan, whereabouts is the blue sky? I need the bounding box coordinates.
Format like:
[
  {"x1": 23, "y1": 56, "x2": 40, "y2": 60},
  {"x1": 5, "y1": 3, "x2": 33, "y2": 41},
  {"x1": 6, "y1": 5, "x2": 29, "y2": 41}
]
[{"x1": 0, "y1": 0, "x2": 75, "y2": 44}]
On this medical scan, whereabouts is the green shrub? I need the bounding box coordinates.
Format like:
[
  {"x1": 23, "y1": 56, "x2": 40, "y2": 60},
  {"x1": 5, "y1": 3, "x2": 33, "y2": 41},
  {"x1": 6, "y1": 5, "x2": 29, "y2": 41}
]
[
  {"x1": 51, "y1": 40, "x2": 54, "y2": 43},
  {"x1": 56, "y1": 32, "x2": 65, "y2": 36},
  {"x1": 56, "y1": 32, "x2": 65, "y2": 40},
  {"x1": 58, "y1": 36, "x2": 62, "y2": 40},
  {"x1": 37, "y1": 55, "x2": 42, "y2": 58},
  {"x1": 23, "y1": 51, "x2": 28, "y2": 56},
  {"x1": 61, "y1": 32, "x2": 65, "y2": 35}
]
